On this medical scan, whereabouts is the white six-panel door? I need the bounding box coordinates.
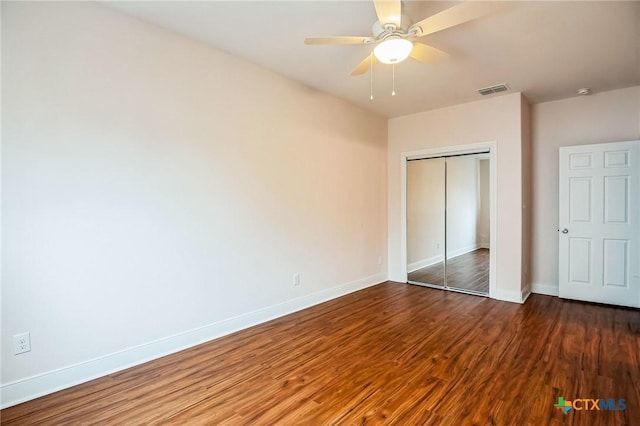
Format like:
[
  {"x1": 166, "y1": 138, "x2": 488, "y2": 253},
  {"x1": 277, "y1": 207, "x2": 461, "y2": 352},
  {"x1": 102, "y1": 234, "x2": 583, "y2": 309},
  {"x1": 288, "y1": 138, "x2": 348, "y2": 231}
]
[{"x1": 559, "y1": 140, "x2": 640, "y2": 308}]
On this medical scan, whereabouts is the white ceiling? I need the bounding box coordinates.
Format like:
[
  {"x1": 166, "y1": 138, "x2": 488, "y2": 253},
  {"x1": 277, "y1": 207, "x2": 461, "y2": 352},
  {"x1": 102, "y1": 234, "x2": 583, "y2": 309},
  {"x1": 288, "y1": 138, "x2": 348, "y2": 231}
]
[{"x1": 106, "y1": 1, "x2": 640, "y2": 118}]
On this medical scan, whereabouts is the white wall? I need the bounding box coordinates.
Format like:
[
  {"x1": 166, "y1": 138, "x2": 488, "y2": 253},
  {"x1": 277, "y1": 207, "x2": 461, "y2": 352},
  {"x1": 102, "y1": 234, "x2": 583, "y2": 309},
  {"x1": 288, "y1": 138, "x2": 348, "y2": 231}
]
[
  {"x1": 388, "y1": 93, "x2": 527, "y2": 302},
  {"x1": 446, "y1": 156, "x2": 479, "y2": 257},
  {"x1": 477, "y1": 159, "x2": 490, "y2": 248},
  {"x1": 530, "y1": 86, "x2": 640, "y2": 295},
  {"x1": 1, "y1": 2, "x2": 387, "y2": 405},
  {"x1": 406, "y1": 159, "x2": 445, "y2": 270},
  {"x1": 521, "y1": 96, "x2": 532, "y2": 295}
]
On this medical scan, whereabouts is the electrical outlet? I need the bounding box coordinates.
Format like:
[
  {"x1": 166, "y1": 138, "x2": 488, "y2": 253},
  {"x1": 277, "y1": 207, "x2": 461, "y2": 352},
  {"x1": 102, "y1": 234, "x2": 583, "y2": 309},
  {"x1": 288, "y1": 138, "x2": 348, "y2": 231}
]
[
  {"x1": 13, "y1": 332, "x2": 31, "y2": 355},
  {"x1": 378, "y1": 256, "x2": 383, "y2": 265},
  {"x1": 293, "y1": 273, "x2": 300, "y2": 286}
]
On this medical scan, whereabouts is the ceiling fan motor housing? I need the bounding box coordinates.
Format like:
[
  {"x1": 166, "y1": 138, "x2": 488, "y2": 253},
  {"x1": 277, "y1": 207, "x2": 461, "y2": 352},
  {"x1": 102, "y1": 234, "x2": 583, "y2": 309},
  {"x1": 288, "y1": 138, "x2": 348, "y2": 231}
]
[{"x1": 371, "y1": 15, "x2": 412, "y2": 41}]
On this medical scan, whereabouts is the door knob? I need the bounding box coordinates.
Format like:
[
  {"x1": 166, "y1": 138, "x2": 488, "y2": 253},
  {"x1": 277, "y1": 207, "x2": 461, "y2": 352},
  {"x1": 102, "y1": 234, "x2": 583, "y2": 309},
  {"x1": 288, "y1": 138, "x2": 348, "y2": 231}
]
[{"x1": 561, "y1": 228, "x2": 569, "y2": 234}]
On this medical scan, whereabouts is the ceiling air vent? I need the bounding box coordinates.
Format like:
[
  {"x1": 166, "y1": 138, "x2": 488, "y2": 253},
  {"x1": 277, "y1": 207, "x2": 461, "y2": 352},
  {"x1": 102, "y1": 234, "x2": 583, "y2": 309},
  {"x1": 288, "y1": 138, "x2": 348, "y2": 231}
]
[{"x1": 477, "y1": 84, "x2": 510, "y2": 96}]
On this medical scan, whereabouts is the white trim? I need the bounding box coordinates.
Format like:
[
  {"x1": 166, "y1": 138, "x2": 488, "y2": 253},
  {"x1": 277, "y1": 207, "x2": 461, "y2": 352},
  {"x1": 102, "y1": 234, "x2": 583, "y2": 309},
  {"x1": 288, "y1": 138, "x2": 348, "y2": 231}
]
[
  {"x1": 399, "y1": 141, "x2": 498, "y2": 299},
  {"x1": 493, "y1": 288, "x2": 527, "y2": 304},
  {"x1": 532, "y1": 282, "x2": 559, "y2": 297},
  {"x1": 489, "y1": 145, "x2": 497, "y2": 299},
  {"x1": 408, "y1": 255, "x2": 443, "y2": 273},
  {"x1": 407, "y1": 246, "x2": 482, "y2": 275},
  {"x1": 0, "y1": 272, "x2": 387, "y2": 409},
  {"x1": 447, "y1": 243, "x2": 480, "y2": 259}
]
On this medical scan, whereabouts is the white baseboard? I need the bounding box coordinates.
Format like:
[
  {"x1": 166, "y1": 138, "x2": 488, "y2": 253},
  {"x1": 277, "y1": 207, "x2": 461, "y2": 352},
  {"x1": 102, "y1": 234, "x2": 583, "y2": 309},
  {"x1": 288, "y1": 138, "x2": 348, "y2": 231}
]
[
  {"x1": 531, "y1": 282, "x2": 559, "y2": 296},
  {"x1": 407, "y1": 255, "x2": 443, "y2": 273},
  {"x1": 447, "y1": 244, "x2": 480, "y2": 259},
  {"x1": 408, "y1": 245, "x2": 483, "y2": 273},
  {"x1": 0, "y1": 272, "x2": 387, "y2": 409},
  {"x1": 492, "y1": 288, "x2": 528, "y2": 304}
]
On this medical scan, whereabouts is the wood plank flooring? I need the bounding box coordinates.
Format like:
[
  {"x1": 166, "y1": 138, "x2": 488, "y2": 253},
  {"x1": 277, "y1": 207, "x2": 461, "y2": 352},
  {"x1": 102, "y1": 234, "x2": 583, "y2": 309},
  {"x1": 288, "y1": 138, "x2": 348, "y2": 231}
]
[
  {"x1": 408, "y1": 248, "x2": 489, "y2": 293},
  {"x1": 408, "y1": 261, "x2": 445, "y2": 287},
  {"x1": 2, "y1": 282, "x2": 638, "y2": 425}
]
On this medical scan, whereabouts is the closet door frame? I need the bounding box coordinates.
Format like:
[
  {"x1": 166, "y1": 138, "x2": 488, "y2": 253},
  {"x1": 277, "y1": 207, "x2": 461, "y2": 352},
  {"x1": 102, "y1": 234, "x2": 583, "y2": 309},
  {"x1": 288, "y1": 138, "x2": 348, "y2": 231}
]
[{"x1": 400, "y1": 141, "x2": 497, "y2": 299}]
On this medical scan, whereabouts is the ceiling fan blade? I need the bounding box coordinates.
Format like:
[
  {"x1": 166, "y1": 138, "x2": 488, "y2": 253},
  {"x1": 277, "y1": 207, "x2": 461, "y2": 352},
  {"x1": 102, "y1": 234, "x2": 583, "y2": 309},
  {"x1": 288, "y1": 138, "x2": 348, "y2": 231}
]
[
  {"x1": 373, "y1": 0, "x2": 402, "y2": 28},
  {"x1": 351, "y1": 54, "x2": 379, "y2": 76},
  {"x1": 409, "y1": 42, "x2": 449, "y2": 64},
  {"x1": 409, "y1": 2, "x2": 500, "y2": 38},
  {"x1": 305, "y1": 36, "x2": 374, "y2": 45}
]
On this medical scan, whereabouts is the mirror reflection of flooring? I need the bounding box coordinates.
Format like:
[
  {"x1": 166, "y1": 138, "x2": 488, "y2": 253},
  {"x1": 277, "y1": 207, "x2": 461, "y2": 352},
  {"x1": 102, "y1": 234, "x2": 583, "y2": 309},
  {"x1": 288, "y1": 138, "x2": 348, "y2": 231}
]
[
  {"x1": 408, "y1": 248, "x2": 489, "y2": 294},
  {"x1": 408, "y1": 262, "x2": 444, "y2": 287}
]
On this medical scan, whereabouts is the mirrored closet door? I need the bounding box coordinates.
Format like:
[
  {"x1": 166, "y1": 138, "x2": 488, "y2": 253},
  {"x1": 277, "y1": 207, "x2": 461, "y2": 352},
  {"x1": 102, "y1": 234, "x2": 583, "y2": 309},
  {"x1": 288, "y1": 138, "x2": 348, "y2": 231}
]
[
  {"x1": 407, "y1": 158, "x2": 445, "y2": 287},
  {"x1": 407, "y1": 153, "x2": 490, "y2": 296}
]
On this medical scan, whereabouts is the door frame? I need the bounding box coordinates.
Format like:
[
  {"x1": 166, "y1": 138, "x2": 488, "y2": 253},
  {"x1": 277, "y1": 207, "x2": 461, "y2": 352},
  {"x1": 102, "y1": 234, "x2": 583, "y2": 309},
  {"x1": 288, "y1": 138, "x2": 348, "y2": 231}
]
[{"x1": 400, "y1": 141, "x2": 497, "y2": 298}]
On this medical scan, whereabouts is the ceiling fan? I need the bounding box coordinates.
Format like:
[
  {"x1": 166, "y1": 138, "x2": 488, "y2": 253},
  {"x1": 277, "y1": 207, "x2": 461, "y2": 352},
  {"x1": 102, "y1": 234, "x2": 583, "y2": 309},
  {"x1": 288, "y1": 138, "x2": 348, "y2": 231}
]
[{"x1": 305, "y1": 0, "x2": 499, "y2": 76}]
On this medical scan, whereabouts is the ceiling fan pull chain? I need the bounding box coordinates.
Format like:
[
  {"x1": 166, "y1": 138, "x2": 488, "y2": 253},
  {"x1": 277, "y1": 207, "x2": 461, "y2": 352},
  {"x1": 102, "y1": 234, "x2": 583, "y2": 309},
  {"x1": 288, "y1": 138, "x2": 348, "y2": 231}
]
[
  {"x1": 392, "y1": 63, "x2": 396, "y2": 96},
  {"x1": 370, "y1": 52, "x2": 374, "y2": 100}
]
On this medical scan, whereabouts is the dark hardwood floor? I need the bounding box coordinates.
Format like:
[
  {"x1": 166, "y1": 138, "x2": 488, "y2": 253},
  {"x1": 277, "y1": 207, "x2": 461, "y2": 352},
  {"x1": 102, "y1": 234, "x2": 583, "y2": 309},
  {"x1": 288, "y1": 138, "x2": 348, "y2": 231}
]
[
  {"x1": 408, "y1": 261, "x2": 445, "y2": 287},
  {"x1": 2, "y1": 282, "x2": 638, "y2": 425},
  {"x1": 408, "y1": 248, "x2": 489, "y2": 293}
]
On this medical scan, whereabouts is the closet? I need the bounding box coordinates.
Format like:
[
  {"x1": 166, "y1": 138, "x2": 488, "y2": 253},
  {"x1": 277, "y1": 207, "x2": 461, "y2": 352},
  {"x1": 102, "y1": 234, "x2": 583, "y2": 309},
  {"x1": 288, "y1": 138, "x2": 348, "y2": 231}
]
[{"x1": 406, "y1": 153, "x2": 491, "y2": 295}]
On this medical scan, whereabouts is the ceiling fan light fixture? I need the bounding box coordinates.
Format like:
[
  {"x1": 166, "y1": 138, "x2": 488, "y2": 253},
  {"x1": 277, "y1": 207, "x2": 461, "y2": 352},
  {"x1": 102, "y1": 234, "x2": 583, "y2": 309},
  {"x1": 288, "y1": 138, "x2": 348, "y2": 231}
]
[{"x1": 373, "y1": 38, "x2": 413, "y2": 64}]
